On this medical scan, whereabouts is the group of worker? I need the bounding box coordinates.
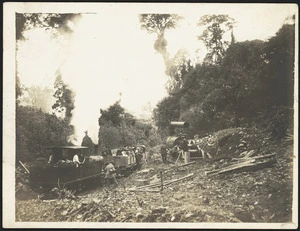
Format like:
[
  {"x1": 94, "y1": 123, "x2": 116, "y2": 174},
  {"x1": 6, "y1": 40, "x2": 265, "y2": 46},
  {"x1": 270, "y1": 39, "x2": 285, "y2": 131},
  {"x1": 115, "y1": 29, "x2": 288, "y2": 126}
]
[
  {"x1": 161, "y1": 134, "x2": 212, "y2": 163},
  {"x1": 160, "y1": 136, "x2": 189, "y2": 164},
  {"x1": 48, "y1": 153, "x2": 85, "y2": 167}
]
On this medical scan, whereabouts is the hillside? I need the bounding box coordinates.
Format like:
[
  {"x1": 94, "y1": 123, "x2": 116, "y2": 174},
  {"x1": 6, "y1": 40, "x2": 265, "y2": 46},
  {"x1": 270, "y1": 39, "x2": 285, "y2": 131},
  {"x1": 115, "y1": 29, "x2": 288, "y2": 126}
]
[{"x1": 16, "y1": 127, "x2": 294, "y2": 223}]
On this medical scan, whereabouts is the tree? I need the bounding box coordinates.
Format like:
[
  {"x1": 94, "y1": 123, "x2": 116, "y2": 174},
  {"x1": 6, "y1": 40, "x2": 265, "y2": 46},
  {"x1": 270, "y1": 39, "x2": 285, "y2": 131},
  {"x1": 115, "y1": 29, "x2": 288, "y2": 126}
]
[
  {"x1": 153, "y1": 95, "x2": 181, "y2": 130},
  {"x1": 260, "y1": 21, "x2": 295, "y2": 139},
  {"x1": 16, "y1": 106, "x2": 74, "y2": 162},
  {"x1": 262, "y1": 23, "x2": 295, "y2": 107},
  {"x1": 139, "y1": 14, "x2": 182, "y2": 68},
  {"x1": 16, "y1": 13, "x2": 81, "y2": 41},
  {"x1": 220, "y1": 40, "x2": 267, "y2": 117},
  {"x1": 198, "y1": 15, "x2": 236, "y2": 65},
  {"x1": 52, "y1": 72, "x2": 75, "y2": 119},
  {"x1": 15, "y1": 13, "x2": 79, "y2": 163},
  {"x1": 99, "y1": 101, "x2": 125, "y2": 127}
]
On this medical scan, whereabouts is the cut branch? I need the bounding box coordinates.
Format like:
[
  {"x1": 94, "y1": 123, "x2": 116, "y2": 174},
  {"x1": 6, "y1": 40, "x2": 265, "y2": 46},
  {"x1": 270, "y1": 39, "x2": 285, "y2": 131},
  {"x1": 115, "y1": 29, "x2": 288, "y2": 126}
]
[{"x1": 19, "y1": 161, "x2": 30, "y2": 174}]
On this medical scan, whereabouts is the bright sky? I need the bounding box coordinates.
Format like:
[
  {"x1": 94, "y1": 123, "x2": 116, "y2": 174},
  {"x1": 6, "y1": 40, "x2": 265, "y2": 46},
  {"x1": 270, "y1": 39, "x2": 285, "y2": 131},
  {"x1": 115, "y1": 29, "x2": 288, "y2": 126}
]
[{"x1": 16, "y1": 3, "x2": 297, "y2": 144}]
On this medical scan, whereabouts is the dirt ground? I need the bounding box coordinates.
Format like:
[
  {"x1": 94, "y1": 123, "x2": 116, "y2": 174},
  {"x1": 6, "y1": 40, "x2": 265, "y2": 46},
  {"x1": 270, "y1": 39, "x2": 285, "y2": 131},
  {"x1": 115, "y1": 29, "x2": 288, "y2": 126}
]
[{"x1": 15, "y1": 127, "x2": 295, "y2": 223}]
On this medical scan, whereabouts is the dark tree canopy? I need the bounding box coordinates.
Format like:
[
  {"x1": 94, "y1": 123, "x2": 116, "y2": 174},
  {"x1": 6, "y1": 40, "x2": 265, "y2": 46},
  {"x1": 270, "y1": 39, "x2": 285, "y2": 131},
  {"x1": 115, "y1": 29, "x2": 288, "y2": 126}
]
[
  {"x1": 262, "y1": 23, "x2": 295, "y2": 107},
  {"x1": 139, "y1": 14, "x2": 182, "y2": 35},
  {"x1": 154, "y1": 19, "x2": 295, "y2": 140},
  {"x1": 16, "y1": 13, "x2": 81, "y2": 40},
  {"x1": 99, "y1": 101, "x2": 125, "y2": 127},
  {"x1": 97, "y1": 101, "x2": 158, "y2": 152}
]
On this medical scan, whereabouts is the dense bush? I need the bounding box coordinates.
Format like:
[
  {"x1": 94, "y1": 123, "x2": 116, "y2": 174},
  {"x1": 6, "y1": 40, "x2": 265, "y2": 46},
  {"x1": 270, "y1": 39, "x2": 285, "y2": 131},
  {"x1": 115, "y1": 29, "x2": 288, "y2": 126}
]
[
  {"x1": 16, "y1": 106, "x2": 74, "y2": 163},
  {"x1": 98, "y1": 102, "x2": 161, "y2": 151},
  {"x1": 154, "y1": 22, "x2": 295, "y2": 140}
]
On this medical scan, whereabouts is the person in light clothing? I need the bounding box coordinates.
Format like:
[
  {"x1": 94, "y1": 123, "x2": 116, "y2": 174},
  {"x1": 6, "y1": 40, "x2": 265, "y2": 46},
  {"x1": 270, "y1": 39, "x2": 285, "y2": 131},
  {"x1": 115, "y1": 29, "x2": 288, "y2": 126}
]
[{"x1": 105, "y1": 162, "x2": 118, "y2": 186}]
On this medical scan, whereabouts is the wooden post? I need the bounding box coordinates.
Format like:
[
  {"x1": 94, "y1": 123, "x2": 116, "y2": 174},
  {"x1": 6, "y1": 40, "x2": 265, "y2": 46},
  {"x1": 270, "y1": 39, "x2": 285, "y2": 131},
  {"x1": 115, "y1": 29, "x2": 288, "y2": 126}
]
[
  {"x1": 175, "y1": 151, "x2": 181, "y2": 165},
  {"x1": 160, "y1": 170, "x2": 164, "y2": 205},
  {"x1": 184, "y1": 151, "x2": 190, "y2": 164},
  {"x1": 160, "y1": 170, "x2": 164, "y2": 191}
]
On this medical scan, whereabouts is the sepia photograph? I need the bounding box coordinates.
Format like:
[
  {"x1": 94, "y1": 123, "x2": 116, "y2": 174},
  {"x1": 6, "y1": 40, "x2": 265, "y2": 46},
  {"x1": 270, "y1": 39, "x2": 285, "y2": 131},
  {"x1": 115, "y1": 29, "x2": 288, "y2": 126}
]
[{"x1": 3, "y1": 2, "x2": 298, "y2": 229}]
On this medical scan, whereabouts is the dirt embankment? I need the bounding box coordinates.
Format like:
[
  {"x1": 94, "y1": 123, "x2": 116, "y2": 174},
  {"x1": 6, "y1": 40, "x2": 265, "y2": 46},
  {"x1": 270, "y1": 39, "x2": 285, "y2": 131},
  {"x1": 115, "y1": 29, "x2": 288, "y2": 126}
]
[{"x1": 16, "y1": 127, "x2": 294, "y2": 223}]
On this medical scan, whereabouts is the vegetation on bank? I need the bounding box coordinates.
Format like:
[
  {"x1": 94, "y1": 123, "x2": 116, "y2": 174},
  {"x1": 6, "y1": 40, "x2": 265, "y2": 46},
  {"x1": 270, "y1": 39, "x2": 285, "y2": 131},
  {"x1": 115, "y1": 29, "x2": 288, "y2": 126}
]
[{"x1": 153, "y1": 21, "x2": 295, "y2": 140}]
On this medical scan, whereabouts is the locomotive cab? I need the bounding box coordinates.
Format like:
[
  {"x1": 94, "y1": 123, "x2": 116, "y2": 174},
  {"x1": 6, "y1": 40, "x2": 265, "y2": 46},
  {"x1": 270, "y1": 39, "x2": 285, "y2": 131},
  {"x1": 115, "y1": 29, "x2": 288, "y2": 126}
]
[{"x1": 29, "y1": 146, "x2": 105, "y2": 190}]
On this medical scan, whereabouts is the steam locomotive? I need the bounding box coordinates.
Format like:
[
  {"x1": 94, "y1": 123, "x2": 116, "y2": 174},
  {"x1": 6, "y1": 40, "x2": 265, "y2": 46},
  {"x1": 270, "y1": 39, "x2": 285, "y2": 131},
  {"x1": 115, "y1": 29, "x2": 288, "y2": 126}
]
[
  {"x1": 29, "y1": 145, "x2": 145, "y2": 190},
  {"x1": 166, "y1": 121, "x2": 204, "y2": 160}
]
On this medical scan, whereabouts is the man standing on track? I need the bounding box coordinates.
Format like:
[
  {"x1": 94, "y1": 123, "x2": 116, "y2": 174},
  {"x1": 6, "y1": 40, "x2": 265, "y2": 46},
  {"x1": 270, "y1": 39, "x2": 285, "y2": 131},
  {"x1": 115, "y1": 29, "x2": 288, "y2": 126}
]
[
  {"x1": 180, "y1": 136, "x2": 189, "y2": 163},
  {"x1": 160, "y1": 143, "x2": 168, "y2": 164},
  {"x1": 105, "y1": 162, "x2": 118, "y2": 186}
]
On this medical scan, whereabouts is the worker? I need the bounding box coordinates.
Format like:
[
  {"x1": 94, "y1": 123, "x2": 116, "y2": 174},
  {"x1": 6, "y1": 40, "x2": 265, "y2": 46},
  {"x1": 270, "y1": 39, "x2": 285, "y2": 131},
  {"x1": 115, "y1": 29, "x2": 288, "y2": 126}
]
[
  {"x1": 180, "y1": 136, "x2": 189, "y2": 163},
  {"x1": 135, "y1": 148, "x2": 143, "y2": 169},
  {"x1": 73, "y1": 153, "x2": 81, "y2": 167},
  {"x1": 105, "y1": 162, "x2": 118, "y2": 186},
  {"x1": 48, "y1": 154, "x2": 54, "y2": 164},
  {"x1": 170, "y1": 145, "x2": 180, "y2": 160},
  {"x1": 160, "y1": 143, "x2": 168, "y2": 164},
  {"x1": 207, "y1": 135, "x2": 214, "y2": 146}
]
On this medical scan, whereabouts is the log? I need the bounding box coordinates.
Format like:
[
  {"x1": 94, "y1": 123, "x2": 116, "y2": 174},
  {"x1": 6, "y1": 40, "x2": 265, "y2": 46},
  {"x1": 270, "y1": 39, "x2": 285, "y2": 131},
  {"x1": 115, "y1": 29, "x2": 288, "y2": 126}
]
[
  {"x1": 128, "y1": 188, "x2": 161, "y2": 193},
  {"x1": 163, "y1": 173, "x2": 194, "y2": 186},
  {"x1": 205, "y1": 159, "x2": 256, "y2": 176},
  {"x1": 232, "y1": 153, "x2": 277, "y2": 161},
  {"x1": 176, "y1": 161, "x2": 196, "y2": 167},
  {"x1": 19, "y1": 160, "x2": 30, "y2": 174},
  {"x1": 207, "y1": 158, "x2": 276, "y2": 177}
]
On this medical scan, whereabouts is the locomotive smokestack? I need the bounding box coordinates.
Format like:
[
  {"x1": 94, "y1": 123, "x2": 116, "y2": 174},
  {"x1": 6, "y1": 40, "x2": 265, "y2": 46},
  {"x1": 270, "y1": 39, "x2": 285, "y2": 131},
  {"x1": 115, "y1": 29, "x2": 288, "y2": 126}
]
[{"x1": 169, "y1": 121, "x2": 190, "y2": 136}]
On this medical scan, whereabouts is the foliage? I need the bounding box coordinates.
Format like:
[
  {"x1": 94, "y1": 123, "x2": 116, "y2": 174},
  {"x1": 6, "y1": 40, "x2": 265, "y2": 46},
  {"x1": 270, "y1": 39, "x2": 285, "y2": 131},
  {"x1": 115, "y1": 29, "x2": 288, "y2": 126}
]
[
  {"x1": 98, "y1": 122, "x2": 122, "y2": 150},
  {"x1": 262, "y1": 23, "x2": 295, "y2": 107},
  {"x1": 52, "y1": 73, "x2": 75, "y2": 119},
  {"x1": 139, "y1": 14, "x2": 182, "y2": 36},
  {"x1": 99, "y1": 101, "x2": 125, "y2": 127},
  {"x1": 16, "y1": 13, "x2": 79, "y2": 163},
  {"x1": 16, "y1": 106, "x2": 74, "y2": 163},
  {"x1": 51, "y1": 183, "x2": 76, "y2": 200},
  {"x1": 220, "y1": 40, "x2": 268, "y2": 117},
  {"x1": 98, "y1": 102, "x2": 161, "y2": 150},
  {"x1": 16, "y1": 13, "x2": 81, "y2": 40},
  {"x1": 154, "y1": 19, "x2": 295, "y2": 141},
  {"x1": 153, "y1": 94, "x2": 181, "y2": 130},
  {"x1": 198, "y1": 15, "x2": 236, "y2": 65}
]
